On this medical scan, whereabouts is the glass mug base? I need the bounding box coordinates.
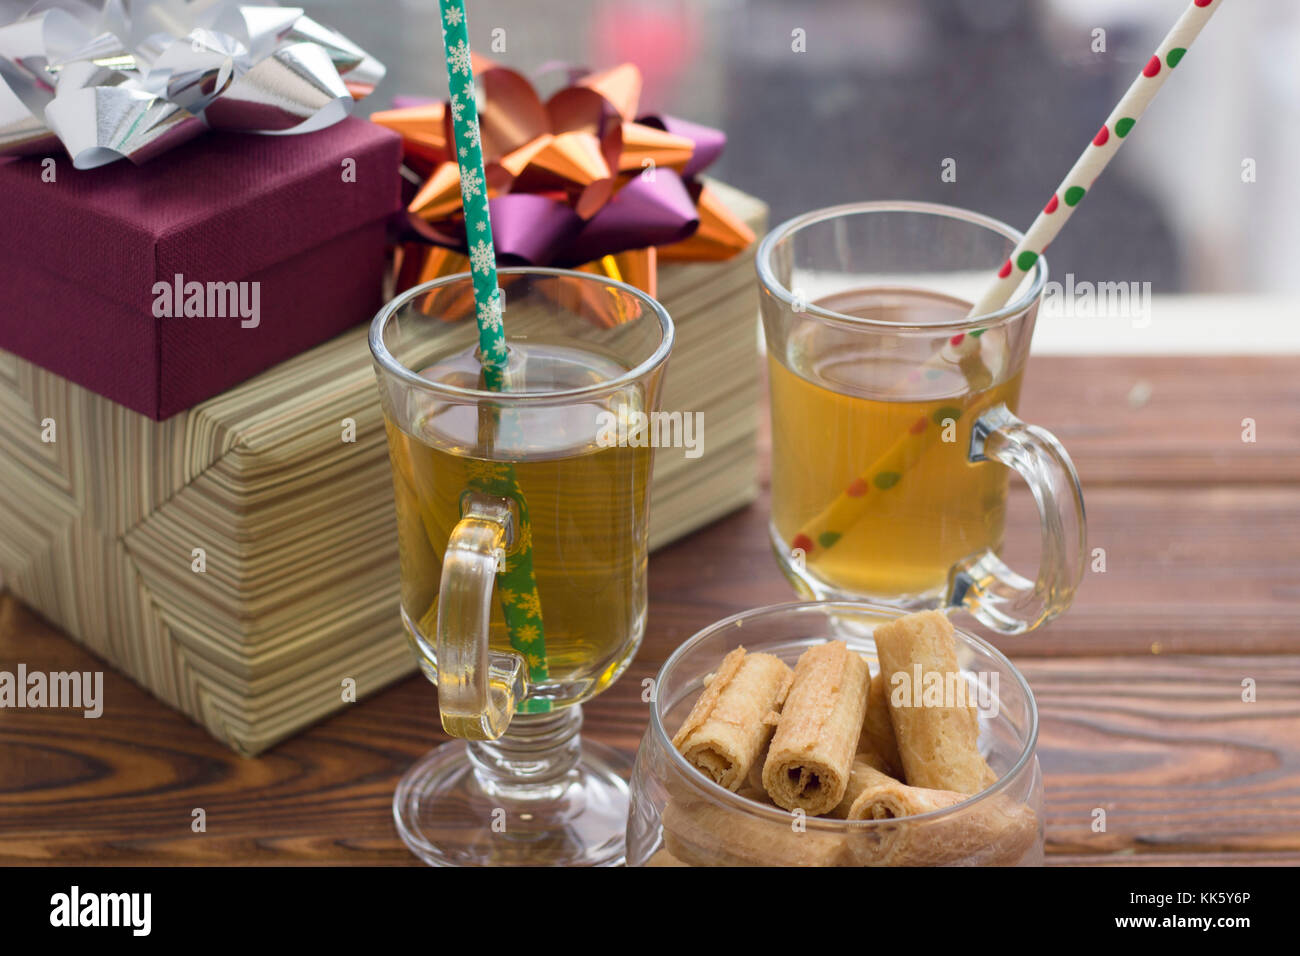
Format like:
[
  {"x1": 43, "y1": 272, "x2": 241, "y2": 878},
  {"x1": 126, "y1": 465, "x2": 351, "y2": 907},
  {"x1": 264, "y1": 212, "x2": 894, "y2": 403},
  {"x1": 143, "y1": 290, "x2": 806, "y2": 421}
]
[{"x1": 392, "y1": 705, "x2": 632, "y2": 867}]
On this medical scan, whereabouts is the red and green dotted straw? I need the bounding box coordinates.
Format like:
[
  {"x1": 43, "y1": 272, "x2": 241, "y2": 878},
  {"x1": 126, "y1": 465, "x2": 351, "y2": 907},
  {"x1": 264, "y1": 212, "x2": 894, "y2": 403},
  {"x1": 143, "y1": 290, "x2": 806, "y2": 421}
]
[
  {"x1": 952, "y1": 0, "x2": 1223, "y2": 354},
  {"x1": 439, "y1": 0, "x2": 549, "y2": 709},
  {"x1": 796, "y1": 0, "x2": 1224, "y2": 563},
  {"x1": 791, "y1": 403, "x2": 967, "y2": 559}
]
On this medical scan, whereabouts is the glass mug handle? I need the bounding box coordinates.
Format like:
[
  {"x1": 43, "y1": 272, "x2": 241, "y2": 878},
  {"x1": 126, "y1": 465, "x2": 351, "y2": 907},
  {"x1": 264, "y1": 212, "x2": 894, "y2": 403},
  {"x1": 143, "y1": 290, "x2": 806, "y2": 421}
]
[
  {"x1": 434, "y1": 491, "x2": 528, "y2": 741},
  {"x1": 948, "y1": 403, "x2": 1087, "y2": 635}
]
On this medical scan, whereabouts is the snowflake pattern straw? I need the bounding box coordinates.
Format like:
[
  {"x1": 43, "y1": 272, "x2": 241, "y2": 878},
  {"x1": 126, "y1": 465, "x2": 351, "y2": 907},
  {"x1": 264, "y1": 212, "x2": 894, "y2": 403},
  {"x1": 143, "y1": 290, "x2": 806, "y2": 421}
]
[
  {"x1": 793, "y1": 0, "x2": 1224, "y2": 566},
  {"x1": 438, "y1": 0, "x2": 549, "y2": 703}
]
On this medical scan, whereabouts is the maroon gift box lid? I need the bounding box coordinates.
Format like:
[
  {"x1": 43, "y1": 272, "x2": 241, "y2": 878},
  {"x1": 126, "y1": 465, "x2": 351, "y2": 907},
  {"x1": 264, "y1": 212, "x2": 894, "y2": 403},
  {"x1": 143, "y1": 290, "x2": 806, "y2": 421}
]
[
  {"x1": 0, "y1": 118, "x2": 403, "y2": 419},
  {"x1": 0, "y1": 117, "x2": 400, "y2": 307}
]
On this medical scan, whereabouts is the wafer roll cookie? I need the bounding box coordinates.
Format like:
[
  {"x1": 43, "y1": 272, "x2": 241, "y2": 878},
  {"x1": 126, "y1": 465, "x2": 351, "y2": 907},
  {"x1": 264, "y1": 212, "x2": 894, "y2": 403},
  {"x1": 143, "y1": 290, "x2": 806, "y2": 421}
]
[
  {"x1": 862, "y1": 670, "x2": 904, "y2": 779},
  {"x1": 874, "y1": 610, "x2": 996, "y2": 793},
  {"x1": 671, "y1": 646, "x2": 793, "y2": 791},
  {"x1": 661, "y1": 796, "x2": 848, "y2": 867},
  {"x1": 831, "y1": 756, "x2": 964, "y2": 820},
  {"x1": 915, "y1": 796, "x2": 1039, "y2": 867},
  {"x1": 762, "y1": 641, "x2": 871, "y2": 815},
  {"x1": 831, "y1": 756, "x2": 1038, "y2": 866},
  {"x1": 845, "y1": 794, "x2": 1039, "y2": 867},
  {"x1": 645, "y1": 848, "x2": 690, "y2": 867},
  {"x1": 746, "y1": 738, "x2": 770, "y2": 793},
  {"x1": 737, "y1": 782, "x2": 773, "y2": 806}
]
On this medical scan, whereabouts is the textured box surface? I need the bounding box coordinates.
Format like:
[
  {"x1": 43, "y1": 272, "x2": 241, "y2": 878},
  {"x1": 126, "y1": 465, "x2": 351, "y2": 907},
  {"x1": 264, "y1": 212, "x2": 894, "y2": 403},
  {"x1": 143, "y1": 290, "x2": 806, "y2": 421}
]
[
  {"x1": 0, "y1": 119, "x2": 402, "y2": 419},
  {"x1": 0, "y1": 182, "x2": 767, "y2": 754}
]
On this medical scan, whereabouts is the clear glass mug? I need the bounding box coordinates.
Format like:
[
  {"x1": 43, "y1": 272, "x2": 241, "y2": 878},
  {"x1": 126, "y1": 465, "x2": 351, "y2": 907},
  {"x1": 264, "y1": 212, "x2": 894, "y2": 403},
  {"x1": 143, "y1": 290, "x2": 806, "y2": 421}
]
[
  {"x1": 627, "y1": 601, "x2": 1044, "y2": 866},
  {"x1": 370, "y1": 268, "x2": 673, "y2": 866},
  {"x1": 757, "y1": 202, "x2": 1086, "y2": 635}
]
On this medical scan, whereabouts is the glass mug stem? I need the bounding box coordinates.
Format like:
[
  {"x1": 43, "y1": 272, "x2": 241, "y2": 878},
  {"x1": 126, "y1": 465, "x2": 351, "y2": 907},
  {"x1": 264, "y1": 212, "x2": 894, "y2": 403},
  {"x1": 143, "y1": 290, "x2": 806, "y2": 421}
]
[
  {"x1": 468, "y1": 706, "x2": 583, "y2": 802},
  {"x1": 434, "y1": 491, "x2": 527, "y2": 741},
  {"x1": 950, "y1": 404, "x2": 1087, "y2": 635}
]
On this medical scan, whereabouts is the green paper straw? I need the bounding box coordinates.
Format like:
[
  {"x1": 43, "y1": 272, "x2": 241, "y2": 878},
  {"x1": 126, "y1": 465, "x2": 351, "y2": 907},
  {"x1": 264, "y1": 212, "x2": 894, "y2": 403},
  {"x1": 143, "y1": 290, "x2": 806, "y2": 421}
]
[{"x1": 439, "y1": 0, "x2": 549, "y2": 711}]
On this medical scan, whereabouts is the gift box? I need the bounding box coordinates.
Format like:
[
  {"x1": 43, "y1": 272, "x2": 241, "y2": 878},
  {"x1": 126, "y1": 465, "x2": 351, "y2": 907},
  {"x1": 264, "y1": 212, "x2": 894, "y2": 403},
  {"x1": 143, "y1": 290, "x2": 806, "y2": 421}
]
[
  {"x1": 0, "y1": 118, "x2": 402, "y2": 419},
  {"x1": 0, "y1": 180, "x2": 766, "y2": 755}
]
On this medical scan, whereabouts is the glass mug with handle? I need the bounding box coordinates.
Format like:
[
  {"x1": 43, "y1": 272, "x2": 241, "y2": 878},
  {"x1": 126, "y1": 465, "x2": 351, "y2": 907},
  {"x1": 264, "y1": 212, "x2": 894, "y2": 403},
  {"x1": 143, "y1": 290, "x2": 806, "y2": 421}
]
[
  {"x1": 756, "y1": 202, "x2": 1086, "y2": 635},
  {"x1": 370, "y1": 268, "x2": 673, "y2": 866}
]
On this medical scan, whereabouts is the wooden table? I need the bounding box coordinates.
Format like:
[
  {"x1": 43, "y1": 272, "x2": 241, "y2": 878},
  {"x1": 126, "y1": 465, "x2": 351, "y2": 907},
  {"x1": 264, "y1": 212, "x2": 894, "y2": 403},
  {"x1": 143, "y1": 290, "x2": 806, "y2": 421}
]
[{"x1": 2, "y1": 355, "x2": 1297, "y2": 865}]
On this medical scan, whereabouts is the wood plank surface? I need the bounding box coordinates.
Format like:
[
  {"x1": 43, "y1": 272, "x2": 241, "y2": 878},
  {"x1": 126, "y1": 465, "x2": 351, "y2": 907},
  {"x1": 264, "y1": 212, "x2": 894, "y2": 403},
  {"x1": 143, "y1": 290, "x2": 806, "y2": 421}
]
[
  {"x1": 0, "y1": 354, "x2": 1297, "y2": 864},
  {"x1": 1025, "y1": 655, "x2": 1300, "y2": 859},
  {"x1": 1021, "y1": 356, "x2": 1300, "y2": 486}
]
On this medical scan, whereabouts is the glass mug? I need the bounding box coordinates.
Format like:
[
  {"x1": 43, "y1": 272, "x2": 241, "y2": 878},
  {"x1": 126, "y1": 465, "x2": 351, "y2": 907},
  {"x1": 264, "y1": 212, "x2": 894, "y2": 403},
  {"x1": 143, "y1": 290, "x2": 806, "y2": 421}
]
[
  {"x1": 626, "y1": 601, "x2": 1044, "y2": 867},
  {"x1": 756, "y1": 202, "x2": 1086, "y2": 635},
  {"x1": 370, "y1": 268, "x2": 673, "y2": 866}
]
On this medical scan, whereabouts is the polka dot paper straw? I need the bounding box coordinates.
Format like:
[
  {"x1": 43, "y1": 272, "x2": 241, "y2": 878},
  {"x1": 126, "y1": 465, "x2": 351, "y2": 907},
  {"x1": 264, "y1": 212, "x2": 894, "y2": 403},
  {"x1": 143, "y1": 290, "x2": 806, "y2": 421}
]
[
  {"x1": 792, "y1": 402, "x2": 967, "y2": 560},
  {"x1": 439, "y1": 0, "x2": 549, "y2": 705},
  {"x1": 954, "y1": 0, "x2": 1224, "y2": 355},
  {"x1": 797, "y1": 0, "x2": 1223, "y2": 564}
]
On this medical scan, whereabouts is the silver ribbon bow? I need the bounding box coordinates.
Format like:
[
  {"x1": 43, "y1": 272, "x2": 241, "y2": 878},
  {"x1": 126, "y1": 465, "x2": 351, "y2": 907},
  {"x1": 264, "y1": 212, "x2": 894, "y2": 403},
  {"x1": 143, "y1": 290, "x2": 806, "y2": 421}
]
[{"x1": 0, "y1": 0, "x2": 385, "y2": 168}]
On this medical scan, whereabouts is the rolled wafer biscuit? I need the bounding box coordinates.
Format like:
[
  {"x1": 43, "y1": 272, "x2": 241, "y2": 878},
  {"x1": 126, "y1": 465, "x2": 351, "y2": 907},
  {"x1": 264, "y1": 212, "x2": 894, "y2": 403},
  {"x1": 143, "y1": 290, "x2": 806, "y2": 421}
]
[
  {"x1": 646, "y1": 848, "x2": 690, "y2": 867},
  {"x1": 660, "y1": 754, "x2": 1036, "y2": 867},
  {"x1": 831, "y1": 756, "x2": 1038, "y2": 866},
  {"x1": 847, "y1": 796, "x2": 1039, "y2": 866},
  {"x1": 831, "y1": 756, "x2": 962, "y2": 820},
  {"x1": 736, "y1": 783, "x2": 774, "y2": 806},
  {"x1": 874, "y1": 610, "x2": 997, "y2": 793},
  {"x1": 660, "y1": 761, "x2": 846, "y2": 866},
  {"x1": 861, "y1": 670, "x2": 904, "y2": 779},
  {"x1": 903, "y1": 796, "x2": 1038, "y2": 867},
  {"x1": 762, "y1": 641, "x2": 871, "y2": 815},
  {"x1": 746, "y1": 738, "x2": 770, "y2": 794},
  {"x1": 672, "y1": 646, "x2": 793, "y2": 791},
  {"x1": 661, "y1": 794, "x2": 849, "y2": 867}
]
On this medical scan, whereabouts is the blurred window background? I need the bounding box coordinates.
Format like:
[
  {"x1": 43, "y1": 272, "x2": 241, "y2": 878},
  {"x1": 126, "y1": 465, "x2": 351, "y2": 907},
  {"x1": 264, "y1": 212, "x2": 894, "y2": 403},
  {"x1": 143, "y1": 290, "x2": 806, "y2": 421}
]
[{"x1": 333, "y1": 1, "x2": 1294, "y2": 297}]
